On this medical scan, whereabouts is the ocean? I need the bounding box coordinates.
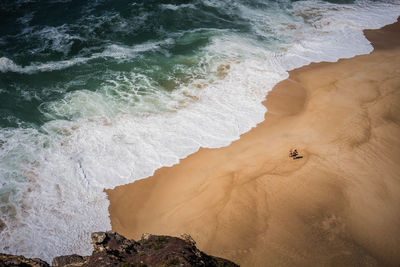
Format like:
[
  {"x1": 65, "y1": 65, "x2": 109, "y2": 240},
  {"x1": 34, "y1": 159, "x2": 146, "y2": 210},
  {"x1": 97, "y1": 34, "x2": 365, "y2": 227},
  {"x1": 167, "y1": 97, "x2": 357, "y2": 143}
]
[{"x1": 0, "y1": 0, "x2": 399, "y2": 262}]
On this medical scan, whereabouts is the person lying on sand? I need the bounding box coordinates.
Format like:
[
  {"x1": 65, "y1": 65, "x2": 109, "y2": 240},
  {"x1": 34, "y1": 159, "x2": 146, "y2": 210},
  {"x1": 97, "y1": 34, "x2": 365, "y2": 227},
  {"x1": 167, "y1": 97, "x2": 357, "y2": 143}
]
[
  {"x1": 289, "y1": 149, "x2": 298, "y2": 157},
  {"x1": 290, "y1": 149, "x2": 303, "y2": 159}
]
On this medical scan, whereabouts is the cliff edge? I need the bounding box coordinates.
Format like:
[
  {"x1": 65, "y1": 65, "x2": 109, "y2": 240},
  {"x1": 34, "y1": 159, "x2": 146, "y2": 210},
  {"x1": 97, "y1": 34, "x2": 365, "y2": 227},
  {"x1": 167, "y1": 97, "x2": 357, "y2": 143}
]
[{"x1": 0, "y1": 232, "x2": 238, "y2": 267}]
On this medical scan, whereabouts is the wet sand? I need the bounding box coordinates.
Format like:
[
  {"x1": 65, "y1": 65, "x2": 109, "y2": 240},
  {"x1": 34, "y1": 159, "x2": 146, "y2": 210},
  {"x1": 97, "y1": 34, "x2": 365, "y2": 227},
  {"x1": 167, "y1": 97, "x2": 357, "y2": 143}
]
[{"x1": 106, "y1": 19, "x2": 400, "y2": 266}]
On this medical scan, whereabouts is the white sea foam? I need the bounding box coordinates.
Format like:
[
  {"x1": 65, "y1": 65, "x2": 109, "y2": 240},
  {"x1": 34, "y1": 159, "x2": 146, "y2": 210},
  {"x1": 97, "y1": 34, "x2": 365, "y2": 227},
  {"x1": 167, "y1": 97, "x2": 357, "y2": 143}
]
[
  {"x1": 0, "y1": 57, "x2": 21, "y2": 73},
  {"x1": 16, "y1": 12, "x2": 35, "y2": 25},
  {"x1": 102, "y1": 39, "x2": 175, "y2": 60},
  {"x1": 0, "y1": 0, "x2": 399, "y2": 263},
  {"x1": 161, "y1": 4, "x2": 197, "y2": 11},
  {"x1": 0, "y1": 39, "x2": 173, "y2": 74},
  {"x1": 0, "y1": 56, "x2": 90, "y2": 74}
]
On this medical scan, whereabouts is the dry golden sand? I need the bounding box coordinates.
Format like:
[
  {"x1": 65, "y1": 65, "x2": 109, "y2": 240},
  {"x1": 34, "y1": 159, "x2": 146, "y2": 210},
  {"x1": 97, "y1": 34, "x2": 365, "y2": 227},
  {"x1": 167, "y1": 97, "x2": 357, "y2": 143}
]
[{"x1": 107, "y1": 19, "x2": 400, "y2": 266}]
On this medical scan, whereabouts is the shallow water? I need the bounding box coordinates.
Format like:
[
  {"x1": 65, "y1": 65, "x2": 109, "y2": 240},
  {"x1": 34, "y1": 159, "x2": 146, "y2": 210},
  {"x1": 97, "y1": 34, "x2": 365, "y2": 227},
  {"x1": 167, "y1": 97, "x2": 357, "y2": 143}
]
[{"x1": 0, "y1": 0, "x2": 399, "y2": 262}]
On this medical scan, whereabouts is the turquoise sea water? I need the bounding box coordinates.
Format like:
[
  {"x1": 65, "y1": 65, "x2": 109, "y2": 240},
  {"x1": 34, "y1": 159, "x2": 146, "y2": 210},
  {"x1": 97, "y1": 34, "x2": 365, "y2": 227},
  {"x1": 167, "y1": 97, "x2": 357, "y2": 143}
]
[{"x1": 0, "y1": 0, "x2": 399, "y2": 262}]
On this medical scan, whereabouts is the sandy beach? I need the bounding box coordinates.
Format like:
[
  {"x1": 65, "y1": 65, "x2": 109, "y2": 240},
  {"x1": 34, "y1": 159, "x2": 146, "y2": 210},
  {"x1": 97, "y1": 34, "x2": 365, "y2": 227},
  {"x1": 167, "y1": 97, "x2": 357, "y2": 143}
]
[{"x1": 107, "y1": 18, "x2": 400, "y2": 267}]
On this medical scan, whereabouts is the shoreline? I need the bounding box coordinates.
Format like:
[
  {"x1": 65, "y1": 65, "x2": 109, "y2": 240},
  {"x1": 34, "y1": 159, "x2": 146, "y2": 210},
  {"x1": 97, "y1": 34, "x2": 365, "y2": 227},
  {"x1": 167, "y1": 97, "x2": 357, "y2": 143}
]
[{"x1": 107, "y1": 18, "x2": 400, "y2": 266}]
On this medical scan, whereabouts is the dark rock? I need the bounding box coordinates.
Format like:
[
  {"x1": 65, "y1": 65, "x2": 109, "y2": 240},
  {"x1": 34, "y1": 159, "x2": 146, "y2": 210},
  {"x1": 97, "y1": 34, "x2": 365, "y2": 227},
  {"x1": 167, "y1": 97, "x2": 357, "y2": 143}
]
[
  {"x1": 82, "y1": 231, "x2": 239, "y2": 267},
  {"x1": 91, "y1": 231, "x2": 137, "y2": 255},
  {"x1": 1, "y1": 232, "x2": 239, "y2": 267},
  {"x1": 91, "y1": 232, "x2": 107, "y2": 245},
  {"x1": 0, "y1": 253, "x2": 49, "y2": 267},
  {"x1": 51, "y1": 254, "x2": 88, "y2": 267}
]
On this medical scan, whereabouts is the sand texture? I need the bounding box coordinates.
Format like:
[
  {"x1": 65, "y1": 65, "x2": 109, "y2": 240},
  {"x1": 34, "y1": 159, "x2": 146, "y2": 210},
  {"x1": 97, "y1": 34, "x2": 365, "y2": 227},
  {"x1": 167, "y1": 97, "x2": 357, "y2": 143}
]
[{"x1": 107, "y1": 19, "x2": 400, "y2": 266}]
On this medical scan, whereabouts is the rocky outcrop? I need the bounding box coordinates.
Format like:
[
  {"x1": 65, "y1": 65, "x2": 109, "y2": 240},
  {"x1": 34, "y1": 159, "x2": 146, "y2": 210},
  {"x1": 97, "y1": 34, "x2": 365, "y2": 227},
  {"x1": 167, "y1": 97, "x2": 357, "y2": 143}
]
[
  {"x1": 51, "y1": 255, "x2": 88, "y2": 267},
  {"x1": 0, "y1": 232, "x2": 238, "y2": 267},
  {"x1": 0, "y1": 253, "x2": 49, "y2": 267}
]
